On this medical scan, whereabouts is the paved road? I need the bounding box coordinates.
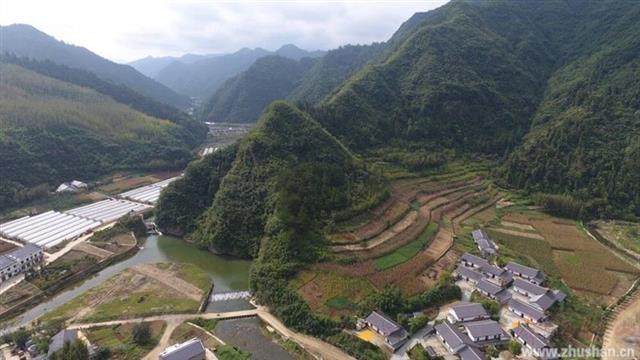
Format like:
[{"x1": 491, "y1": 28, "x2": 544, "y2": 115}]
[{"x1": 69, "y1": 307, "x2": 355, "y2": 360}]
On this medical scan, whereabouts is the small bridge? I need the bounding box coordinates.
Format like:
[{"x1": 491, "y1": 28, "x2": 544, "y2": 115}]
[{"x1": 209, "y1": 290, "x2": 251, "y2": 302}]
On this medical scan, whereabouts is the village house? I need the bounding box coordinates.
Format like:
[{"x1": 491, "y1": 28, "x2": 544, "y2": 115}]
[
  {"x1": 460, "y1": 253, "x2": 489, "y2": 270},
  {"x1": 462, "y1": 320, "x2": 510, "y2": 344},
  {"x1": 480, "y1": 264, "x2": 512, "y2": 287},
  {"x1": 55, "y1": 180, "x2": 88, "y2": 193},
  {"x1": 512, "y1": 324, "x2": 556, "y2": 359},
  {"x1": 447, "y1": 302, "x2": 490, "y2": 323},
  {"x1": 48, "y1": 329, "x2": 78, "y2": 357},
  {"x1": 471, "y1": 229, "x2": 497, "y2": 257},
  {"x1": 364, "y1": 311, "x2": 409, "y2": 351},
  {"x1": 512, "y1": 279, "x2": 565, "y2": 311},
  {"x1": 506, "y1": 262, "x2": 545, "y2": 285},
  {"x1": 475, "y1": 278, "x2": 511, "y2": 303},
  {"x1": 0, "y1": 243, "x2": 43, "y2": 283},
  {"x1": 455, "y1": 265, "x2": 483, "y2": 284},
  {"x1": 159, "y1": 337, "x2": 206, "y2": 360},
  {"x1": 435, "y1": 322, "x2": 486, "y2": 360},
  {"x1": 508, "y1": 299, "x2": 546, "y2": 323}
]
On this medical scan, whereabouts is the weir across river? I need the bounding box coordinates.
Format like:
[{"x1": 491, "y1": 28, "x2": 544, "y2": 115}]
[{"x1": 209, "y1": 290, "x2": 252, "y2": 302}]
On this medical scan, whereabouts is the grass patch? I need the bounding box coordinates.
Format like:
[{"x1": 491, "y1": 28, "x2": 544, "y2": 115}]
[
  {"x1": 325, "y1": 296, "x2": 356, "y2": 310},
  {"x1": 374, "y1": 222, "x2": 438, "y2": 270},
  {"x1": 215, "y1": 344, "x2": 251, "y2": 360},
  {"x1": 83, "y1": 321, "x2": 165, "y2": 360}
]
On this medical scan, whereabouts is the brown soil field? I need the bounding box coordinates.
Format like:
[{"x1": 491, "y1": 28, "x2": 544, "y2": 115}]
[
  {"x1": 452, "y1": 196, "x2": 500, "y2": 233},
  {"x1": 500, "y1": 220, "x2": 536, "y2": 231},
  {"x1": 0, "y1": 281, "x2": 41, "y2": 313},
  {"x1": 603, "y1": 292, "x2": 640, "y2": 360},
  {"x1": 0, "y1": 239, "x2": 17, "y2": 255},
  {"x1": 99, "y1": 175, "x2": 160, "y2": 193},
  {"x1": 490, "y1": 227, "x2": 546, "y2": 240},
  {"x1": 132, "y1": 264, "x2": 202, "y2": 301},
  {"x1": 75, "y1": 242, "x2": 114, "y2": 259},
  {"x1": 331, "y1": 178, "x2": 479, "y2": 244}
]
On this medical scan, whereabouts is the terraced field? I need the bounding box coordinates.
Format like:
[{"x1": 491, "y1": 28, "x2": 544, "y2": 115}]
[
  {"x1": 298, "y1": 173, "x2": 497, "y2": 301},
  {"x1": 486, "y1": 210, "x2": 640, "y2": 303}
]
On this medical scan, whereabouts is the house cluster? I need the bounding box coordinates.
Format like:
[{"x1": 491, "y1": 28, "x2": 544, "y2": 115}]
[
  {"x1": 361, "y1": 310, "x2": 410, "y2": 351},
  {"x1": 437, "y1": 301, "x2": 512, "y2": 359},
  {"x1": 450, "y1": 230, "x2": 566, "y2": 360},
  {"x1": 0, "y1": 243, "x2": 43, "y2": 284},
  {"x1": 55, "y1": 180, "x2": 88, "y2": 193}
]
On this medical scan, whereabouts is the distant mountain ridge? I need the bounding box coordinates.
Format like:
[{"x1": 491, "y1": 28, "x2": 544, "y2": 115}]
[
  {"x1": 200, "y1": 43, "x2": 385, "y2": 123},
  {"x1": 151, "y1": 44, "x2": 325, "y2": 100},
  {"x1": 0, "y1": 24, "x2": 190, "y2": 109}
]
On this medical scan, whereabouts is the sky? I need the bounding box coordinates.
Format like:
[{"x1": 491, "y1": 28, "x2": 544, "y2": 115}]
[{"x1": 0, "y1": 0, "x2": 447, "y2": 63}]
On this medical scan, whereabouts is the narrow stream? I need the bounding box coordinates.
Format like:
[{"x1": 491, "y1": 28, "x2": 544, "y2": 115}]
[{"x1": 1, "y1": 235, "x2": 251, "y2": 333}]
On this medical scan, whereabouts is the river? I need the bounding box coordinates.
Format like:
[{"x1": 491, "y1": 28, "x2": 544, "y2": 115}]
[{"x1": 0, "y1": 235, "x2": 251, "y2": 333}]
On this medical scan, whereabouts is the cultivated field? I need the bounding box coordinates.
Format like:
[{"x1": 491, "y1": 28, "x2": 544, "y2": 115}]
[
  {"x1": 486, "y1": 210, "x2": 640, "y2": 303},
  {"x1": 83, "y1": 320, "x2": 166, "y2": 360},
  {"x1": 592, "y1": 220, "x2": 640, "y2": 256},
  {"x1": 43, "y1": 262, "x2": 210, "y2": 323}
]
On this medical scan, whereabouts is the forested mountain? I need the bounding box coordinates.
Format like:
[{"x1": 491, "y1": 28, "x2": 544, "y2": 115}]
[
  {"x1": 288, "y1": 43, "x2": 387, "y2": 105},
  {"x1": 0, "y1": 63, "x2": 201, "y2": 210},
  {"x1": 200, "y1": 56, "x2": 316, "y2": 123},
  {"x1": 500, "y1": 0, "x2": 640, "y2": 218},
  {"x1": 154, "y1": 45, "x2": 324, "y2": 100},
  {"x1": 159, "y1": 101, "x2": 385, "y2": 257},
  {"x1": 201, "y1": 44, "x2": 385, "y2": 123},
  {"x1": 129, "y1": 53, "x2": 219, "y2": 78},
  {"x1": 1, "y1": 55, "x2": 207, "y2": 147},
  {"x1": 0, "y1": 24, "x2": 190, "y2": 109}
]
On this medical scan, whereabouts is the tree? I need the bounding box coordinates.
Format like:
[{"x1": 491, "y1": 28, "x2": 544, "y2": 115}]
[
  {"x1": 50, "y1": 339, "x2": 89, "y2": 360},
  {"x1": 91, "y1": 346, "x2": 112, "y2": 360},
  {"x1": 132, "y1": 323, "x2": 151, "y2": 345},
  {"x1": 509, "y1": 340, "x2": 522, "y2": 355},
  {"x1": 9, "y1": 329, "x2": 30, "y2": 349}
]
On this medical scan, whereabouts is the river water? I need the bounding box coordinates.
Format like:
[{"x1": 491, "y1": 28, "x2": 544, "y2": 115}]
[{"x1": 0, "y1": 235, "x2": 251, "y2": 333}]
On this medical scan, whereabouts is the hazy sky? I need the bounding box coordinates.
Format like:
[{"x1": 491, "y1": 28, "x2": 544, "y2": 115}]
[{"x1": 0, "y1": 0, "x2": 447, "y2": 63}]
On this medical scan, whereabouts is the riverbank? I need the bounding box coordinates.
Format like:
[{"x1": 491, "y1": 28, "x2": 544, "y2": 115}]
[{"x1": 0, "y1": 235, "x2": 251, "y2": 334}]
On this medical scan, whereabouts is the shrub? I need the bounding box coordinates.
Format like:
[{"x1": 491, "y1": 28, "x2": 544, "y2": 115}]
[{"x1": 132, "y1": 323, "x2": 151, "y2": 345}]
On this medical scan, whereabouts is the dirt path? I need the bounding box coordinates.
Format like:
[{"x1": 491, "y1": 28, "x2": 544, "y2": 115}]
[
  {"x1": 602, "y1": 291, "x2": 640, "y2": 360},
  {"x1": 143, "y1": 318, "x2": 181, "y2": 360},
  {"x1": 69, "y1": 307, "x2": 354, "y2": 360},
  {"x1": 489, "y1": 227, "x2": 545, "y2": 240},
  {"x1": 74, "y1": 242, "x2": 114, "y2": 259},
  {"x1": 132, "y1": 264, "x2": 202, "y2": 301}
]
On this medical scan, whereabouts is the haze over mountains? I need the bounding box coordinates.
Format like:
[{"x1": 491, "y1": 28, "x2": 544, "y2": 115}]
[
  {"x1": 129, "y1": 44, "x2": 325, "y2": 100},
  {"x1": 0, "y1": 24, "x2": 191, "y2": 109}
]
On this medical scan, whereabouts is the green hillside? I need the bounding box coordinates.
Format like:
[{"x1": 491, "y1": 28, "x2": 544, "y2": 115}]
[
  {"x1": 164, "y1": 101, "x2": 386, "y2": 258},
  {"x1": 0, "y1": 24, "x2": 190, "y2": 109},
  {"x1": 0, "y1": 63, "x2": 199, "y2": 210},
  {"x1": 200, "y1": 56, "x2": 316, "y2": 123},
  {"x1": 288, "y1": 43, "x2": 386, "y2": 105},
  {"x1": 501, "y1": 0, "x2": 640, "y2": 218}
]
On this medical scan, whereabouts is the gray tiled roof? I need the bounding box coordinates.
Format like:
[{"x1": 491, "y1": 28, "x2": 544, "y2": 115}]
[
  {"x1": 513, "y1": 278, "x2": 547, "y2": 296},
  {"x1": 459, "y1": 345, "x2": 486, "y2": 360},
  {"x1": 366, "y1": 311, "x2": 403, "y2": 337},
  {"x1": 450, "y1": 302, "x2": 489, "y2": 320},
  {"x1": 476, "y1": 278, "x2": 503, "y2": 295},
  {"x1": 552, "y1": 289, "x2": 566, "y2": 302},
  {"x1": 506, "y1": 262, "x2": 545, "y2": 282},
  {"x1": 461, "y1": 253, "x2": 489, "y2": 268},
  {"x1": 455, "y1": 265, "x2": 483, "y2": 282},
  {"x1": 435, "y1": 322, "x2": 473, "y2": 353},
  {"x1": 159, "y1": 337, "x2": 205, "y2": 360},
  {"x1": 532, "y1": 291, "x2": 561, "y2": 311},
  {"x1": 7, "y1": 243, "x2": 42, "y2": 261},
  {"x1": 463, "y1": 320, "x2": 507, "y2": 340},
  {"x1": 48, "y1": 329, "x2": 77, "y2": 356},
  {"x1": 0, "y1": 255, "x2": 16, "y2": 269},
  {"x1": 513, "y1": 324, "x2": 549, "y2": 350},
  {"x1": 482, "y1": 264, "x2": 509, "y2": 278},
  {"x1": 471, "y1": 229, "x2": 489, "y2": 242},
  {"x1": 508, "y1": 299, "x2": 545, "y2": 321}
]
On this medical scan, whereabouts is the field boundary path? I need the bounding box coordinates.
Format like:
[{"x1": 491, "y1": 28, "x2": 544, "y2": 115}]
[{"x1": 68, "y1": 307, "x2": 354, "y2": 360}]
